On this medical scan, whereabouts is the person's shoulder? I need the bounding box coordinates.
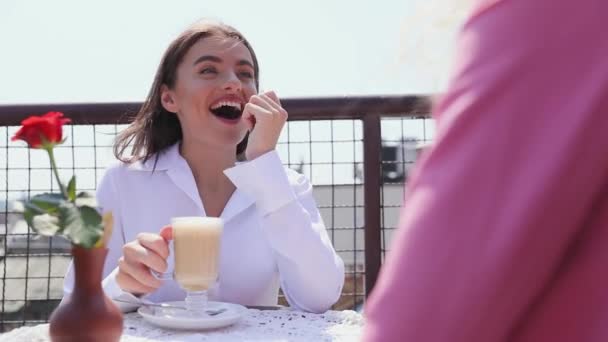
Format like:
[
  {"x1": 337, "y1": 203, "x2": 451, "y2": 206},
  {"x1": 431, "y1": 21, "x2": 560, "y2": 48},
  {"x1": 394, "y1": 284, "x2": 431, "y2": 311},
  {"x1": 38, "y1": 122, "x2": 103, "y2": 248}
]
[
  {"x1": 99, "y1": 158, "x2": 152, "y2": 185},
  {"x1": 104, "y1": 155, "x2": 164, "y2": 174},
  {"x1": 102, "y1": 159, "x2": 134, "y2": 177},
  {"x1": 95, "y1": 161, "x2": 124, "y2": 191}
]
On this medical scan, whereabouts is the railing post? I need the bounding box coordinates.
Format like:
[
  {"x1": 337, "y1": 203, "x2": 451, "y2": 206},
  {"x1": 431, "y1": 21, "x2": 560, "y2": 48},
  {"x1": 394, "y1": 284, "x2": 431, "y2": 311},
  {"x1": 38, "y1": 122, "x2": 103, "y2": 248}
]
[{"x1": 363, "y1": 113, "x2": 382, "y2": 297}]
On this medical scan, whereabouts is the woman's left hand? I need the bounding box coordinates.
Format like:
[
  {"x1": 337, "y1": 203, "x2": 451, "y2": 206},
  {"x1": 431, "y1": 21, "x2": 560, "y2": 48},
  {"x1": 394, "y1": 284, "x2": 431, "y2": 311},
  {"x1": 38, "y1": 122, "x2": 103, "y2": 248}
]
[{"x1": 243, "y1": 90, "x2": 288, "y2": 160}]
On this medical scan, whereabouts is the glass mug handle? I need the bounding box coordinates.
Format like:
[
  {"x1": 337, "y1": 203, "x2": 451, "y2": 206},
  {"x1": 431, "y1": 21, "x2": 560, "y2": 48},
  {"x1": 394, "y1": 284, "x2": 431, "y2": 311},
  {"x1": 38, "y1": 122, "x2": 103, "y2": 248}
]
[
  {"x1": 151, "y1": 238, "x2": 173, "y2": 280},
  {"x1": 151, "y1": 269, "x2": 173, "y2": 280}
]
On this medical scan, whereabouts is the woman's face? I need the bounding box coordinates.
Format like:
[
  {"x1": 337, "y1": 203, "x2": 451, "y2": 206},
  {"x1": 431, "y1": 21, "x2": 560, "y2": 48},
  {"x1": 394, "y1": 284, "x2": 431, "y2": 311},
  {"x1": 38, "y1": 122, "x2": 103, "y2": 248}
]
[{"x1": 161, "y1": 37, "x2": 257, "y2": 152}]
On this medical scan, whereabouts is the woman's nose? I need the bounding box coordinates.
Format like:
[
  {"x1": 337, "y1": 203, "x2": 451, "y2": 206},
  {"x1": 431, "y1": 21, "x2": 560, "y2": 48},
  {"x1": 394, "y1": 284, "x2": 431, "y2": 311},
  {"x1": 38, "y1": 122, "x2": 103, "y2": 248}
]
[{"x1": 222, "y1": 72, "x2": 242, "y2": 91}]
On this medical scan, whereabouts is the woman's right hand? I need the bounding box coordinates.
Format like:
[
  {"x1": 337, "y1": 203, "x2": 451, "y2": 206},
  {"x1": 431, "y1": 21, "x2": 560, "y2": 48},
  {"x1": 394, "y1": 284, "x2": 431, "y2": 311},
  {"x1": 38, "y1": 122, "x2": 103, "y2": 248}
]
[{"x1": 115, "y1": 226, "x2": 173, "y2": 295}]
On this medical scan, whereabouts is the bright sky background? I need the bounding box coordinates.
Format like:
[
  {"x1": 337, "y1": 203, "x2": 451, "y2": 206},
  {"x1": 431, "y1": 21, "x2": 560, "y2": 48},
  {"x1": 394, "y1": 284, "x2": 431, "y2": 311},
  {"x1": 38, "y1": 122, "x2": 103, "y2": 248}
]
[
  {"x1": 0, "y1": 0, "x2": 470, "y2": 103},
  {"x1": 0, "y1": 0, "x2": 471, "y2": 190}
]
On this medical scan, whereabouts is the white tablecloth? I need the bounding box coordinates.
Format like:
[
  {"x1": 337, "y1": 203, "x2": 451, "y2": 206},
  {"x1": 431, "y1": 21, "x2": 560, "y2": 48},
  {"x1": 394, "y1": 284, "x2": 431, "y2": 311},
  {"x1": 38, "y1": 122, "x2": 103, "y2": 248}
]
[{"x1": 0, "y1": 308, "x2": 363, "y2": 341}]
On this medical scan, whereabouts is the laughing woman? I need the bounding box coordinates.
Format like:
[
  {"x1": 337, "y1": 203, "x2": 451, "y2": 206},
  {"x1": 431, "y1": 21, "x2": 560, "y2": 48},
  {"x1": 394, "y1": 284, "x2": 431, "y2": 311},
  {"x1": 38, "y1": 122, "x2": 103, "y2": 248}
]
[{"x1": 62, "y1": 20, "x2": 345, "y2": 313}]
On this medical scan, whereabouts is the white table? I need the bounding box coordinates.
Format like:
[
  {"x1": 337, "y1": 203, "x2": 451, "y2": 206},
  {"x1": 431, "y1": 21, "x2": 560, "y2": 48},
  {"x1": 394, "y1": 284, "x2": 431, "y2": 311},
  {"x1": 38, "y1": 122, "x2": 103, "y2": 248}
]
[{"x1": 0, "y1": 308, "x2": 363, "y2": 341}]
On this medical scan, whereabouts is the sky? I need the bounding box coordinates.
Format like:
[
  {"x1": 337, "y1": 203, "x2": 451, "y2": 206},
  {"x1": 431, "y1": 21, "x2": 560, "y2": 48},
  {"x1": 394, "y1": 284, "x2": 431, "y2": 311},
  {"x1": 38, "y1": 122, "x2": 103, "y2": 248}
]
[
  {"x1": 0, "y1": 0, "x2": 471, "y2": 190},
  {"x1": 0, "y1": 0, "x2": 470, "y2": 103}
]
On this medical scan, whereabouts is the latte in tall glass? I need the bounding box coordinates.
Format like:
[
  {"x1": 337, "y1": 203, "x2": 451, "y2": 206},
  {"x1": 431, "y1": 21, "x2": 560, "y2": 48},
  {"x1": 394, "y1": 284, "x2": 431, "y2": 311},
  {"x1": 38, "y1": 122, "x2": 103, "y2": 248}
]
[{"x1": 172, "y1": 217, "x2": 223, "y2": 292}]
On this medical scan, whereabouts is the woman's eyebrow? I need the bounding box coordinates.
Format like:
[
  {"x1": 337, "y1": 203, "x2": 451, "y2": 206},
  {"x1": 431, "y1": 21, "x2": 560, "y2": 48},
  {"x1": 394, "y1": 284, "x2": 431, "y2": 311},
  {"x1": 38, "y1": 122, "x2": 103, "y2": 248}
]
[
  {"x1": 193, "y1": 56, "x2": 253, "y2": 69},
  {"x1": 236, "y1": 60, "x2": 254, "y2": 69},
  {"x1": 193, "y1": 55, "x2": 222, "y2": 66}
]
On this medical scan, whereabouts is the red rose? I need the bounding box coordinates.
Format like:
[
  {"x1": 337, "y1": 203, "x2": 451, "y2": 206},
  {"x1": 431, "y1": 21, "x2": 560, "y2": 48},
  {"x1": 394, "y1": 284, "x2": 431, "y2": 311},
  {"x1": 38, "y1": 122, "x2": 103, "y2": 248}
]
[{"x1": 11, "y1": 112, "x2": 71, "y2": 148}]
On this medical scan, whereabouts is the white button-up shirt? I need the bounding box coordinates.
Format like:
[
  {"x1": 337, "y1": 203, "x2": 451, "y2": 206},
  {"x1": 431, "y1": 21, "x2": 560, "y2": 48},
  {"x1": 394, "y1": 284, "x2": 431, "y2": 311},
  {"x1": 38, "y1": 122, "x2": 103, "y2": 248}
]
[{"x1": 62, "y1": 144, "x2": 345, "y2": 313}]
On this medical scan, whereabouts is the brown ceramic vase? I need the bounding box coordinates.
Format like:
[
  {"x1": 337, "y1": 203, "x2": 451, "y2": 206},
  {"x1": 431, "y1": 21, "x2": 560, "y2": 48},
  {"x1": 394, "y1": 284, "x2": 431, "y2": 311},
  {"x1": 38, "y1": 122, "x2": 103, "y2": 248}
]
[{"x1": 49, "y1": 246, "x2": 123, "y2": 342}]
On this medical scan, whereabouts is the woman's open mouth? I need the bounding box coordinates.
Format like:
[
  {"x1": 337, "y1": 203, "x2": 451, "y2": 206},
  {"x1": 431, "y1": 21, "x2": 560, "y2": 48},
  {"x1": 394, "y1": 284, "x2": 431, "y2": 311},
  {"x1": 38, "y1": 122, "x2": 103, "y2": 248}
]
[{"x1": 209, "y1": 101, "x2": 243, "y2": 124}]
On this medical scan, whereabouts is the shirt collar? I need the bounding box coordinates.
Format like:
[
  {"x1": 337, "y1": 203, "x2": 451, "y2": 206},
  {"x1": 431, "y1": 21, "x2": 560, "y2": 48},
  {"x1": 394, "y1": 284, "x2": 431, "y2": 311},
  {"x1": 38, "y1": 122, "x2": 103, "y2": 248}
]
[{"x1": 126, "y1": 142, "x2": 255, "y2": 221}]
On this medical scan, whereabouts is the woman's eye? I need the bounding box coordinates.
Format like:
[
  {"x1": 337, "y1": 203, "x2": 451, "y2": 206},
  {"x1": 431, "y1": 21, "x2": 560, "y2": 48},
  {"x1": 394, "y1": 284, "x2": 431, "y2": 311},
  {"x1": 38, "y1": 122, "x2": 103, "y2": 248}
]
[
  {"x1": 239, "y1": 71, "x2": 254, "y2": 78},
  {"x1": 200, "y1": 67, "x2": 217, "y2": 74}
]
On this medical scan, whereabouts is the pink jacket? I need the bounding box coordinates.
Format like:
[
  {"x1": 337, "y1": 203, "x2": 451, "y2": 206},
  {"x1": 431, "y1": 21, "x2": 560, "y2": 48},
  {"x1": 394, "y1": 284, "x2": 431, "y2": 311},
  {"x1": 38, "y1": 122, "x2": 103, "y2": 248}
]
[{"x1": 363, "y1": 0, "x2": 608, "y2": 341}]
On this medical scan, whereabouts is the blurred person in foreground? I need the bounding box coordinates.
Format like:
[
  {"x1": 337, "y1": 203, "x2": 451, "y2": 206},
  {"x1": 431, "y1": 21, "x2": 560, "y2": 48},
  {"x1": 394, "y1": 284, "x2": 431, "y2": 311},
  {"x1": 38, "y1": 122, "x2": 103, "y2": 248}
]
[{"x1": 363, "y1": 0, "x2": 608, "y2": 341}]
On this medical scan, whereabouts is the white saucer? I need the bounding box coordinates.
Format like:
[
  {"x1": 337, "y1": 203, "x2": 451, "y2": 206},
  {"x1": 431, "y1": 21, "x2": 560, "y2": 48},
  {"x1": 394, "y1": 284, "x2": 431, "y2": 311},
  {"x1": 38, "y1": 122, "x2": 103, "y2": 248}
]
[{"x1": 138, "y1": 301, "x2": 245, "y2": 330}]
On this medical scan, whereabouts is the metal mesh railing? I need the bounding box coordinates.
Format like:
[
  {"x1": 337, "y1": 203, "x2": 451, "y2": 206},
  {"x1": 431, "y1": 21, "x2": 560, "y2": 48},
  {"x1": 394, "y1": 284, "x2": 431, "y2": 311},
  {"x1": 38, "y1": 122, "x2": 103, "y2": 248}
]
[{"x1": 0, "y1": 95, "x2": 432, "y2": 331}]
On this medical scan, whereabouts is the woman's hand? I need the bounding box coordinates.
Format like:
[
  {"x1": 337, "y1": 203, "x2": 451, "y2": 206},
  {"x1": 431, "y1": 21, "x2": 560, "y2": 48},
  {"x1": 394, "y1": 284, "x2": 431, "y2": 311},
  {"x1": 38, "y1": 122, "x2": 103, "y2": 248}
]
[
  {"x1": 243, "y1": 90, "x2": 288, "y2": 161},
  {"x1": 115, "y1": 226, "x2": 172, "y2": 295}
]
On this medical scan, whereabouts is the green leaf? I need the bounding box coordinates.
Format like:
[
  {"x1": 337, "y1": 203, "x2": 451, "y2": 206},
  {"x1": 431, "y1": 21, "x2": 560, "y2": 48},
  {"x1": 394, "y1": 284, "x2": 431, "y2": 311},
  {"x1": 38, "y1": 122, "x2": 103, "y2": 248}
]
[
  {"x1": 23, "y1": 203, "x2": 43, "y2": 229},
  {"x1": 29, "y1": 193, "x2": 64, "y2": 214},
  {"x1": 59, "y1": 202, "x2": 103, "y2": 248},
  {"x1": 67, "y1": 176, "x2": 76, "y2": 202},
  {"x1": 23, "y1": 195, "x2": 67, "y2": 236}
]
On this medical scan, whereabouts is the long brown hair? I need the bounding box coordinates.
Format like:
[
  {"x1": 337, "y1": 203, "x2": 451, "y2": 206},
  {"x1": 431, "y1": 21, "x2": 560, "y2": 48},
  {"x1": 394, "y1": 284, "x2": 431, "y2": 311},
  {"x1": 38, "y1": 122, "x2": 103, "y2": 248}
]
[{"x1": 114, "y1": 20, "x2": 260, "y2": 164}]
